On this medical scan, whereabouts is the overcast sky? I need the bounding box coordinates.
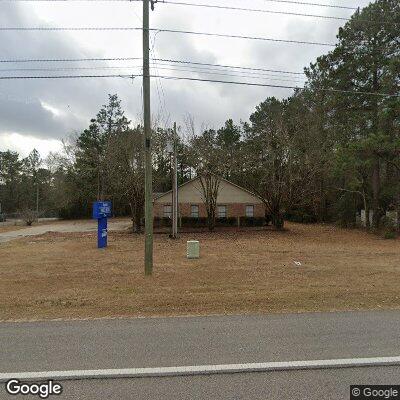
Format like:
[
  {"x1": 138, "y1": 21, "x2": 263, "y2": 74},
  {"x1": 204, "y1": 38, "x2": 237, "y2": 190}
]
[{"x1": 0, "y1": 0, "x2": 371, "y2": 157}]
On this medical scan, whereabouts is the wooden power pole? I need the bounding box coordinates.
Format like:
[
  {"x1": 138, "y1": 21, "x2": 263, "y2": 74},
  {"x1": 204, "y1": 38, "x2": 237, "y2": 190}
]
[
  {"x1": 172, "y1": 122, "x2": 178, "y2": 239},
  {"x1": 143, "y1": 0, "x2": 153, "y2": 275}
]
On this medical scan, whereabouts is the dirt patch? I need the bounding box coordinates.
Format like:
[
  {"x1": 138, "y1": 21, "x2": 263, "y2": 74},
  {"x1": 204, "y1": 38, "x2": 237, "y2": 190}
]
[
  {"x1": 0, "y1": 225, "x2": 26, "y2": 234},
  {"x1": 1, "y1": 222, "x2": 400, "y2": 321},
  {"x1": 0, "y1": 219, "x2": 64, "y2": 233}
]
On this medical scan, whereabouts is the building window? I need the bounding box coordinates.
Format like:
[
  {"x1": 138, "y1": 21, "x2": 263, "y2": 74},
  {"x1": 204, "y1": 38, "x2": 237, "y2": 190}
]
[
  {"x1": 217, "y1": 205, "x2": 227, "y2": 218},
  {"x1": 246, "y1": 205, "x2": 254, "y2": 218},
  {"x1": 163, "y1": 205, "x2": 172, "y2": 218},
  {"x1": 191, "y1": 205, "x2": 199, "y2": 218}
]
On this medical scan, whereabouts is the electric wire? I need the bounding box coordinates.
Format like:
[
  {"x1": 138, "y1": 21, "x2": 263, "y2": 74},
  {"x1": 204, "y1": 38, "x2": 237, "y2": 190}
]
[
  {"x1": 0, "y1": 73, "x2": 397, "y2": 98},
  {"x1": 0, "y1": 56, "x2": 305, "y2": 76},
  {"x1": 0, "y1": 27, "x2": 336, "y2": 47}
]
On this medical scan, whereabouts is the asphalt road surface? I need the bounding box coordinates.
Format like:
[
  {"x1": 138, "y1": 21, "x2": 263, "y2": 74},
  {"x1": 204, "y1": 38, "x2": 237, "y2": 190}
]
[
  {"x1": 1, "y1": 311, "x2": 400, "y2": 399},
  {"x1": 2, "y1": 367, "x2": 400, "y2": 400}
]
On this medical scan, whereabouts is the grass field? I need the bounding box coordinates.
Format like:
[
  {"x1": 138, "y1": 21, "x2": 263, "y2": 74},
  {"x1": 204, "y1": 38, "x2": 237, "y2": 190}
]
[{"x1": 1, "y1": 222, "x2": 400, "y2": 321}]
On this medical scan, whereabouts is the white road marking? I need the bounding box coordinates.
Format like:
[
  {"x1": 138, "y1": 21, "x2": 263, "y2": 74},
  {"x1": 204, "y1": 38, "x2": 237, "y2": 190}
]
[{"x1": 1, "y1": 356, "x2": 400, "y2": 382}]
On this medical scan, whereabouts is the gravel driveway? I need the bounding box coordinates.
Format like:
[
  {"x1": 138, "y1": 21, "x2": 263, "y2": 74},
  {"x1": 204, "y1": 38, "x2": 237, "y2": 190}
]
[{"x1": 0, "y1": 220, "x2": 131, "y2": 243}]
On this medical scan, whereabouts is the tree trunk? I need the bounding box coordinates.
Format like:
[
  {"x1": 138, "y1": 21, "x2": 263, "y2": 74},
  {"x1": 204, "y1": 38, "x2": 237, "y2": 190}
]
[
  {"x1": 396, "y1": 174, "x2": 400, "y2": 232},
  {"x1": 207, "y1": 207, "x2": 216, "y2": 231},
  {"x1": 365, "y1": 202, "x2": 370, "y2": 230},
  {"x1": 199, "y1": 174, "x2": 220, "y2": 232},
  {"x1": 318, "y1": 179, "x2": 326, "y2": 222},
  {"x1": 130, "y1": 201, "x2": 142, "y2": 234},
  {"x1": 271, "y1": 209, "x2": 284, "y2": 229},
  {"x1": 372, "y1": 158, "x2": 380, "y2": 229}
]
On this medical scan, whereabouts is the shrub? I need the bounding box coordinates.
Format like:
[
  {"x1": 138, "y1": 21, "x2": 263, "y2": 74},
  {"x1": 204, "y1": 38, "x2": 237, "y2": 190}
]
[
  {"x1": 380, "y1": 215, "x2": 398, "y2": 239},
  {"x1": 285, "y1": 210, "x2": 317, "y2": 224},
  {"x1": 333, "y1": 194, "x2": 357, "y2": 228},
  {"x1": 58, "y1": 202, "x2": 90, "y2": 219},
  {"x1": 215, "y1": 217, "x2": 237, "y2": 227},
  {"x1": 240, "y1": 217, "x2": 265, "y2": 227},
  {"x1": 384, "y1": 230, "x2": 397, "y2": 239},
  {"x1": 20, "y1": 209, "x2": 37, "y2": 226},
  {"x1": 180, "y1": 217, "x2": 208, "y2": 228},
  {"x1": 153, "y1": 217, "x2": 172, "y2": 228}
]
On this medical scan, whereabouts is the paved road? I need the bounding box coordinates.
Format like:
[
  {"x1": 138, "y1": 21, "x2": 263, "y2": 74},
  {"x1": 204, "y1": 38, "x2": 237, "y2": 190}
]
[
  {"x1": 2, "y1": 367, "x2": 400, "y2": 400},
  {"x1": 1, "y1": 311, "x2": 400, "y2": 372},
  {"x1": 0, "y1": 220, "x2": 130, "y2": 243},
  {"x1": 1, "y1": 311, "x2": 400, "y2": 399}
]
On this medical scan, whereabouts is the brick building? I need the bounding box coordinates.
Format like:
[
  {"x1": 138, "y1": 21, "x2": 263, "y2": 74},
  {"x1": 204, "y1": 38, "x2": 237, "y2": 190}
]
[{"x1": 154, "y1": 176, "x2": 265, "y2": 224}]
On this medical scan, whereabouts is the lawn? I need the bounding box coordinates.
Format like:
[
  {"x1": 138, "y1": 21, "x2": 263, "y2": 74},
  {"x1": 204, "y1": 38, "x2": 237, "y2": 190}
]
[{"x1": 1, "y1": 222, "x2": 400, "y2": 321}]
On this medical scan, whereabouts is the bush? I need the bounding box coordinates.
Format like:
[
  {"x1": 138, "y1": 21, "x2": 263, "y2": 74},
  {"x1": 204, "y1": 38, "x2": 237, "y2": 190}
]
[
  {"x1": 285, "y1": 210, "x2": 317, "y2": 224},
  {"x1": 384, "y1": 230, "x2": 397, "y2": 239},
  {"x1": 240, "y1": 217, "x2": 265, "y2": 227},
  {"x1": 20, "y1": 209, "x2": 37, "y2": 226},
  {"x1": 153, "y1": 217, "x2": 172, "y2": 228},
  {"x1": 180, "y1": 217, "x2": 238, "y2": 228},
  {"x1": 380, "y1": 215, "x2": 398, "y2": 239},
  {"x1": 215, "y1": 217, "x2": 237, "y2": 227},
  {"x1": 272, "y1": 214, "x2": 285, "y2": 229},
  {"x1": 333, "y1": 194, "x2": 357, "y2": 228},
  {"x1": 58, "y1": 201, "x2": 91, "y2": 219},
  {"x1": 181, "y1": 217, "x2": 208, "y2": 228}
]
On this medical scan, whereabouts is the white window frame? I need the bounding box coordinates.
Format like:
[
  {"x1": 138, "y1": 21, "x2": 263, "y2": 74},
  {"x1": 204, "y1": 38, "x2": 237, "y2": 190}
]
[
  {"x1": 217, "y1": 205, "x2": 227, "y2": 218},
  {"x1": 191, "y1": 204, "x2": 199, "y2": 218},
  {"x1": 163, "y1": 204, "x2": 172, "y2": 218},
  {"x1": 245, "y1": 205, "x2": 255, "y2": 218}
]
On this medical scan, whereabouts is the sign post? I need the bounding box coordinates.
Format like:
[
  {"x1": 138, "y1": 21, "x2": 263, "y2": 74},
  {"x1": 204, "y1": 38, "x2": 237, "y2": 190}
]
[{"x1": 92, "y1": 201, "x2": 112, "y2": 249}]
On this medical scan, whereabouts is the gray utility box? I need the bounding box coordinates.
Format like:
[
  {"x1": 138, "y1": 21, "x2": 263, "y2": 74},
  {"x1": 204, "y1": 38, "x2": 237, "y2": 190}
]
[{"x1": 187, "y1": 240, "x2": 200, "y2": 259}]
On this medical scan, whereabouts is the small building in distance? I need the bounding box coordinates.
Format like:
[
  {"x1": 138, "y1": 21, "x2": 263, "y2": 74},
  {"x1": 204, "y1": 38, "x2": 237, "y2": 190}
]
[{"x1": 153, "y1": 176, "x2": 266, "y2": 227}]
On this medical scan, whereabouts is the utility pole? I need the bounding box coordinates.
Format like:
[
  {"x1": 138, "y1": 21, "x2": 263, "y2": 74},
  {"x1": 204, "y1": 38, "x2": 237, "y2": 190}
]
[
  {"x1": 172, "y1": 122, "x2": 178, "y2": 239},
  {"x1": 143, "y1": 0, "x2": 154, "y2": 275},
  {"x1": 36, "y1": 184, "x2": 39, "y2": 220}
]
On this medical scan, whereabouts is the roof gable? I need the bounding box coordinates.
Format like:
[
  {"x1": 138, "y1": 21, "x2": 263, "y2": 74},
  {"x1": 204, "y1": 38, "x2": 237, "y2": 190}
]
[{"x1": 154, "y1": 176, "x2": 263, "y2": 204}]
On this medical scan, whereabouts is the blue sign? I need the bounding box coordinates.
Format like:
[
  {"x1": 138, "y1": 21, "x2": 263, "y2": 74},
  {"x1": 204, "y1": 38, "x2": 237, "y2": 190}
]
[
  {"x1": 93, "y1": 201, "x2": 112, "y2": 249},
  {"x1": 93, "y1": 201, "x2": 112, "y2": 219}
]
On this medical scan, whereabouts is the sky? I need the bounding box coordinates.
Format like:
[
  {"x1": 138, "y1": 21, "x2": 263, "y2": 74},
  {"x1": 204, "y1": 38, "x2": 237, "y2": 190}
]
[{"x1": 0, "y1": 0, "x2": 372, "y2": 157}]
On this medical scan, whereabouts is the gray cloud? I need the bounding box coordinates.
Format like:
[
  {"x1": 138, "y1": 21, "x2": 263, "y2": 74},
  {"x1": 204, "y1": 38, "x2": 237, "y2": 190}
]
[{"x1": 0, "y1": 0, "x2": 371, "y2": 153}]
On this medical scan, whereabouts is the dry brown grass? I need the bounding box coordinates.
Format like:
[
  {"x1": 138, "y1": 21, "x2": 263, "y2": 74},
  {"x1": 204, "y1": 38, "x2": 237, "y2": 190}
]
[{"x1": 1, "y1": 222, "x2": 400, "y2": 321}]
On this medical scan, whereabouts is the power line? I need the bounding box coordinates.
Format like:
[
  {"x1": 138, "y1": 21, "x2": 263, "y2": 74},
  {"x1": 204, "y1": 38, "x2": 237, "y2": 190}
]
[
  {"x1": 159, "y1": 2, "x2": 393, "y2": 25},
  {"x1": 157, "y1": 58, "x2": 305, "y2": 76},
  {"x1": 4, "y1": 0, "x2": 386, "y2": 24},
  {"x1": 0, "y1": 73, "x2": 397, "y2": 98},
  {"x1": 0, "y1": 56, "x2": 142, "y2": 63},
  {"x1": 0, "y1": 74, "x2": 138, "y2": 79},
  {"x1": 0, "y1": 27, "x2": 336, "y2": 47},
  {"x1": 0, "y1": 0, "x2": 359, "y2": 7},
  {"x1": 161, "y1": 1, "x2": 355, "y2": 22},
  {"x1": 152, "y1": 64, "x2": 307, "y2": 82},
  {"x1": 154, "y1": 75, "x2": 400, "y2": 97},
  {"x1": 0, "y1": 0, "x2": 366, "y2": 19},
  {"x1": 0, "y1": 65, "x2": 142, "y2": 71},
  {"x1": 0, "y1": 56, "x2": 305, "y2": 76},
  {"x1": 0, "y1": 56, "x2": 143, "y2": 63},
  {"x1": 0, "y1": 66, "x2": 306, "y2": 84},
  {"x1": 0, "y1": 27, "x2": 145, "y2": 30},
  {"x1": 0, "y1": 63, "x2": 307, "y2": 82},
  {"x1": 257, "y1": 0, "x2": 357, "y2": 10},
  {"x1": 150, "y1": 32, "x2": 170, "y2": 127}
]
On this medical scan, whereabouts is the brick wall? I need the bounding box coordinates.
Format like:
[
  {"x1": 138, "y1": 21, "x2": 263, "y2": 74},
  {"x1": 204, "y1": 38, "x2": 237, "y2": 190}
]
[{"x1": 154, "y1": 202, "x2": 265, "y2": 218}]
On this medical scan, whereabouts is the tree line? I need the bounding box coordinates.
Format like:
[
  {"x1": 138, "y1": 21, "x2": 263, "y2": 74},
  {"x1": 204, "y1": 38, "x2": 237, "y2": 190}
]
[{"x1": 0, "y1": 0, "x2": 399, "y2": 233}]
